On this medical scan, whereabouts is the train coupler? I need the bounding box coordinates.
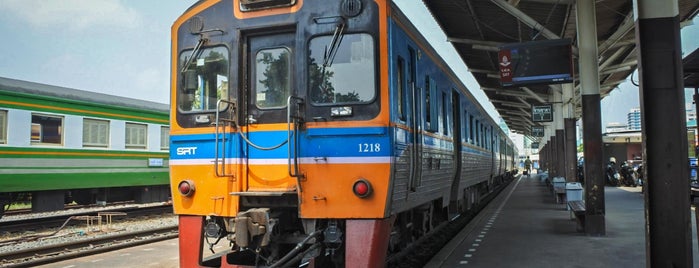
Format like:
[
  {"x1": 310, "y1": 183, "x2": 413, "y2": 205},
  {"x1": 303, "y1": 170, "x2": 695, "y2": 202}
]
[{"x1": 233, "y1": 208, "x2": 273, "y2": 248}]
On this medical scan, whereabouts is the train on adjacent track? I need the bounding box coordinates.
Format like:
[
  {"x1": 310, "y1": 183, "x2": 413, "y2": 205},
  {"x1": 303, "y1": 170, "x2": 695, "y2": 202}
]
[
  {"x1": 169, "y1": 1, "x2": 518, "y2": 267},
  {"x1": 0, "y1": 77, "x2": 171, "y2": 218}
]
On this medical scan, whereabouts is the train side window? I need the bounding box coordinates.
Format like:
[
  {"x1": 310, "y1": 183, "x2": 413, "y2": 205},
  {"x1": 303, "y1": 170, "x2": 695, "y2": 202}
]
[
  {"x1": 396, "y1": 56, "x2": 405, "y2": 120},
  {"x1": 469, "y1": 115, "x2": 474, "y2": 144},
  {"x1": 0, "y1": 110, "x2": 6, "y2": 144},
  {"x1": 178, "y1": 46, "x2": 229, "y2": 113},
  {"x1": 441, "y1": 92, "x2": 448, "y2": 135},
  {"x1": 426, "y1": 77, "x2": 438, "y2": 132},
  {"x1": 425, "y1": 76, "x2": 431, "y2": 130},
  {"x1": 83, "y1": 118, "x2": 109, "y2": 148},
  {"x1": 255, "y1": 47, "x2": 291, "y2": 109},
  {"x1": 31, "y1": 114, "x2": 63, "y2": 145},
  {"x1": 479, "y1": 123, "x2": 483, "y2": 148},
  {"x1": 125, "y1": 123, "x2": 147, "y2": 149},
  {"x1": 475, "y1": 120, "x2": 481, "y2": 147},
  {"x1": 462, "y1": 110, "x2": 468, "y2": 143},
  {"x1": 160, "y1": 126, "x2": 170, "y2": 150}
]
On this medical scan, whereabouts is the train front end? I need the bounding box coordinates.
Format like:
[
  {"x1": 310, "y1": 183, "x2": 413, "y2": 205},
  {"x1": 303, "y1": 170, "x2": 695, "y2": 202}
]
[{"x1": 169, "y1": 0, "x2": 391, "y2": 267}]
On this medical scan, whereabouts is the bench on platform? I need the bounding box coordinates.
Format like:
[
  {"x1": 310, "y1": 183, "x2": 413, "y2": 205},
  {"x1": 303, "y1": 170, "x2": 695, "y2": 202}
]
[
  {"x1": 567, "y1": 200, "x2": 586, "y2": 232},
  {"x1": 554, "y1": 187, "x2": 566, "y2": 203}
]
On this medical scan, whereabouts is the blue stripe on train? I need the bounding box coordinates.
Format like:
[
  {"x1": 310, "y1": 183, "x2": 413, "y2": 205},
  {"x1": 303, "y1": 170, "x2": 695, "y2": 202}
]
[{"x1": 170, "y1": 127, "x2": 391, "y2": 160}]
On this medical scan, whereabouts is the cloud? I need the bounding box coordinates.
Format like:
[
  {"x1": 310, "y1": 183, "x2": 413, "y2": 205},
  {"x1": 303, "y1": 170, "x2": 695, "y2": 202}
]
[{"x1": 0, "y1": 0, "x2": 143, "y2": 32}]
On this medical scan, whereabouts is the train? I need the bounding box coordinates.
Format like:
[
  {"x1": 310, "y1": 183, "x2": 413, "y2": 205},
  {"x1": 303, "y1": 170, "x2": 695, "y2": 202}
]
[
  {"x1": 169, "y1": 1, "x2": 518, "y2": 267},
  {"x1": 0, "y1": 77, "x2": 171, "y2": 218}
]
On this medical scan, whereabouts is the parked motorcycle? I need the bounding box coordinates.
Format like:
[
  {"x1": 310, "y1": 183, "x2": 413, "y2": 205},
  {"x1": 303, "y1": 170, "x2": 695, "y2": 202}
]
[
  {"x1": 619, "y1": 161, "x2": 637, "y2": 187},
  {"x1": 634, "y1": 163, "x2": 644, "y2": 186},
  {"x1": 606, "y1": 157, "x2": 620, "y2": 186}
]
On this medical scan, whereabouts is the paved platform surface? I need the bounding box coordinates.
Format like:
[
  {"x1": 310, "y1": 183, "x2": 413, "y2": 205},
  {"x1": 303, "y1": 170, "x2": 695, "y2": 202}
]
[{"x1": 426, "y1": 173, "x2": 699, "y2": 267}]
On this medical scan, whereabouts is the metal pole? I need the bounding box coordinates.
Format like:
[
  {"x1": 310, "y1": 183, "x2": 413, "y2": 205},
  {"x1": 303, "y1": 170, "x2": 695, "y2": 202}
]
[
  {"x1": 635, "y1": 0, "x2": 692, "y2": 266},
  {"x1": 576, "y1": 0, "x2": 605, "y2": 235}
]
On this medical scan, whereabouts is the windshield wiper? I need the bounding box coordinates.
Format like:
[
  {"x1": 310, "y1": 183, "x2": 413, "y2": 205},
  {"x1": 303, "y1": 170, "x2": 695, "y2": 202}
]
[
  {"x1": 323, "y1": 22, "x2": 345, "y2": 68},
  {"x1": 181, "y1": 38, "x2": 207, "y2": 73}
]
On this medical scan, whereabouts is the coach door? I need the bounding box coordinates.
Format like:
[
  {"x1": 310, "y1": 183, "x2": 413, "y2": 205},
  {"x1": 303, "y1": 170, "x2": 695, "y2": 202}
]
[
  {"x1": 407, "y1": 48, "x2": 422, "y2": 192},
  {"x1": 242, "y1": 31, "x2": 300, "y2": 191}
]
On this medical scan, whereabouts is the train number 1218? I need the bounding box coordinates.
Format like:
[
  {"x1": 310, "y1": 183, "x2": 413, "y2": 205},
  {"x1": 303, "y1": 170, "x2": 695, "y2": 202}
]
[{"x1": 358, "y1": 143, "x2": 381, "y2": 153}]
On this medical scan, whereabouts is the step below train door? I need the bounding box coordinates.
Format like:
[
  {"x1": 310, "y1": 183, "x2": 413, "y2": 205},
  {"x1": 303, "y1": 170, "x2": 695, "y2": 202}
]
[{"x1": 240, "y1": 30, "x2": 301, "y2": 195}]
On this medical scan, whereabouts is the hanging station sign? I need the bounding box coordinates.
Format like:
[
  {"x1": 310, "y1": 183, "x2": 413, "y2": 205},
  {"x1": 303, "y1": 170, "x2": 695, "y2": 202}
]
[
  {"x1": 532, "y1": 104, "x2": 553, "y2": 122},
  {"x1": 531, "y1": 126, "x2": 545, "y2": 137}
]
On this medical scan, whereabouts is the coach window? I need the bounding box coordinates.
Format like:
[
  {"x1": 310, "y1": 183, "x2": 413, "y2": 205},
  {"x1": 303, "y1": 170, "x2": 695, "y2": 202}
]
[
  {"x1": 83, "y1": 118, "x2": 109, "y2": 148},
  {"x1": 255, "y1": 47, "x2": 290, "y2": 109},
  {"x1": 31, "y1": 114, "x2": 63, "y2": 145},
  {"x1": 160, "y1": 126, "x2": 170, "y2": 150},
  {"x1": 309, "y1": 33, "x2": 375, "y2": 104},
  {"x1": 178, "y1": 46, "x2": 229, "y2": 112},
  {"x1": 441, "y1": 92, "x2": 448, "y2": 135},
  {"x1": 125, "y1": 123, "x2": 147, "y2": 149},
  {"x1": 396, "y1": 56, "x2": 406, "y2": 120},
  {"x1": 0, "y1": 110, "x2": 6, "y2": 144}
]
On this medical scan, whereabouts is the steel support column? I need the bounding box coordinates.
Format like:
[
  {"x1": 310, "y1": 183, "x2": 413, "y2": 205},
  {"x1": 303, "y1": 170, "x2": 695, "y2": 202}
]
[
  {"x1": 635, "y1": 0, "x2": 692, "y2": 266},
  {"x1": 563, "y1": 83, "x2": 577, "y2": 182},
  {"x1": 565, "y1": 118, "x2": 577, "y2": 182},
  {"x1": 576, "y1": 0, "x2": 605, "y2": 235},
  {"x1": 554, "y1": 88, "x2": 566, "y2": 180},
  {"x1": 551, "y1": 134, "x2": 558, "y2": 177}
]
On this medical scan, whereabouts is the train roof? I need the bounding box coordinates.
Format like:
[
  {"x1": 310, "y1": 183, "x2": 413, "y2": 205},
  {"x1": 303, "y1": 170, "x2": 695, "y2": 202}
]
[{"x1": 0, "y1": 76, "x2": 168, "y2": 113}]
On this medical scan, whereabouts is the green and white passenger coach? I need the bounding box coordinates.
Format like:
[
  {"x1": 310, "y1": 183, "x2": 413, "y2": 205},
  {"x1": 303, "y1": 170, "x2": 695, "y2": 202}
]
[{"x1": 0, "y1": 77, "x2": 171, "y2": 218}]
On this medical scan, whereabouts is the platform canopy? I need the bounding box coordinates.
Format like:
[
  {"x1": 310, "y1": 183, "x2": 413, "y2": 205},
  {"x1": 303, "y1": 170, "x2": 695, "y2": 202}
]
[{"x1": 422, "y1": 0, "x2": 699, "y2": 138}]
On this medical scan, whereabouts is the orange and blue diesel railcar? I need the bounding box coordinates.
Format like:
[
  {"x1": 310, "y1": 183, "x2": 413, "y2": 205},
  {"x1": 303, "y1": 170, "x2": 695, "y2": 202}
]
[{"x1": 169, "y1": 0, "x2": 518, "y2": 267}]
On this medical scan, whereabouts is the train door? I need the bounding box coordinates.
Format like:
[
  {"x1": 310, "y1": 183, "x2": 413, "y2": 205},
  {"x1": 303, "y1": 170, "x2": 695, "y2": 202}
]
[
  {"x1": 449, "y1": 91, "x2": 462, "y2": 213},
  {"x1": 242, "y1": 31, "x2": 299, "y2": 191},
  {"x1": 407, "y1": 48, "x2": 422, "y2": 192}
]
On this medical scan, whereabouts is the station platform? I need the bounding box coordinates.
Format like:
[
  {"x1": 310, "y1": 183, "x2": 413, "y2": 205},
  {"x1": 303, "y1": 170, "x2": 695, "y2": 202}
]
[{"x1": 426, "y1": 172, "x2": 699, "y2": 267}]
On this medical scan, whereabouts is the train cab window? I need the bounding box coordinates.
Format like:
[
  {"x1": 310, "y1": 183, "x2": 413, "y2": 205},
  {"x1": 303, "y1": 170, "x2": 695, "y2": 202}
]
[
  {"x1": 255, "y1": 47, "x2": 291, "y2": 109},
  {"x1": 125, "y1": 123, "x2": 147, "y2": 149},
  {"x1": 309, "y1": 33, "x2": 375, "y2": 104},
  {"x1": 160, "y1": 126, "x2": 170, "y2": 150},
  {"x1": 178, "y1": 46, "x2": 229, "y2": 113},
  {"x1": 83, "y1": 118, "x2": 109, "y2": 148},
  {"x1": 31, "y1": 114, "x2": 63, "y2": 145},
  {"x1": 0, "y1": 110, "x2": 6, "y2": 144}
]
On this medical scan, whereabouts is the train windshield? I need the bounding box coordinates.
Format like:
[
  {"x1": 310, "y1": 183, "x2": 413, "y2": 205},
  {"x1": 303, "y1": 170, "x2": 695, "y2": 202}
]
[
  {"x1": 178, "y1": 46, "x2": 229, "y2": 112},
  {"x1": 308, "y1": 33, "x2": 375, "y2": 105}
]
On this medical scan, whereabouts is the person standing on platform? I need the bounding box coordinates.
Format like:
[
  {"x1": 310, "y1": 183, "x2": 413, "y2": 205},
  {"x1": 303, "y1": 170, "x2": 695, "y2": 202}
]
[{"x1": 524, "y1": 156, "x2": 532, "y2": 177}]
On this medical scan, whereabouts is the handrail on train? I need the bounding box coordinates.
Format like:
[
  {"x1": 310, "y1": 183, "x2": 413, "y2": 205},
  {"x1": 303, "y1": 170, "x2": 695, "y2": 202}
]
[{"x1": 214, "y1": 99, "x2": 238, "y2": 178}]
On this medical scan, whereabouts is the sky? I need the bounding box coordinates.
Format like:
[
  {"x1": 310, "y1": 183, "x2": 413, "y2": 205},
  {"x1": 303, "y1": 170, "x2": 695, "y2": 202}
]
[
  {"x1": 0, "y1": 0, "x2": 196, "y2": 104},
  {"x1": 0, "y1": 1, "x2": 697, "y2": 132}
]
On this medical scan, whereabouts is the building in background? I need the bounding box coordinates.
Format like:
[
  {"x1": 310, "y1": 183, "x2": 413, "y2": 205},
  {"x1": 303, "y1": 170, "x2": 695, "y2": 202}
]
[
  {"x1": 605, "y1": 122, "x2": 628, "y2": 133},
  {"x1": 627, "y1": 107, "x2": 641, "y2": 131}
]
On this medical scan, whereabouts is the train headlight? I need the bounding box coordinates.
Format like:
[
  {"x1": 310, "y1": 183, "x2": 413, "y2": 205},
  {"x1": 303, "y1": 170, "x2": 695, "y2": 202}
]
[
  {"x1": 352, "y1": 179, "x2": 372, "y2": 198},
  {"x1": 178, "y1": 180, "x2": 195, "y2": 197}
]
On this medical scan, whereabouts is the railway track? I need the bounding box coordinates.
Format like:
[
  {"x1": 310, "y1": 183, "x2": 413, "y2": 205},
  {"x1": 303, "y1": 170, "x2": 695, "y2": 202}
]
[
  {"x1": 0, "y1": 205, "x2": 173, "y2": 233},
  {"x1": 0, "y1": 226, "x2": 178, "y2": 268},
  {"x1": 2, "y1": 201, "x2": 137, "y2": 217},
  {"x1": 386, "y1": 177, "x2": 514, "y2": 268}
]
